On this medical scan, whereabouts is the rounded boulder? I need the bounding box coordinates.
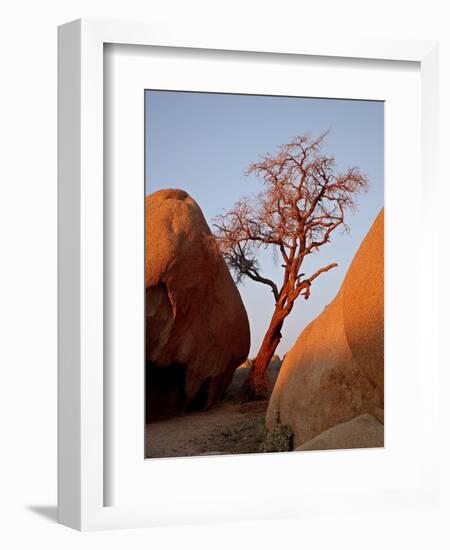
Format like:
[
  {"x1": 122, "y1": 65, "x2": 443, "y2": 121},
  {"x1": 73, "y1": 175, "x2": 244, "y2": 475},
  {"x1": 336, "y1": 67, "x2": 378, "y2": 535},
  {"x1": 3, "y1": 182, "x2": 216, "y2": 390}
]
[
  {"x1": 146, "y1": 189, "x2": 251, "y2": 420},
  {"x1": 266, "y1": 209, "x2": 384, "y2": 446}
]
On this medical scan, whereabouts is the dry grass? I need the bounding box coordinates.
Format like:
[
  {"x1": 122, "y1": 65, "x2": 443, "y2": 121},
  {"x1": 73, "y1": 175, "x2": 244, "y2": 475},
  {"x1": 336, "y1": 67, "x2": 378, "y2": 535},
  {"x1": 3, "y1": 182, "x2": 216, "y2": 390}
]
[{"x1": 260, "y1": 421, "x2": 293, "y2": 453}]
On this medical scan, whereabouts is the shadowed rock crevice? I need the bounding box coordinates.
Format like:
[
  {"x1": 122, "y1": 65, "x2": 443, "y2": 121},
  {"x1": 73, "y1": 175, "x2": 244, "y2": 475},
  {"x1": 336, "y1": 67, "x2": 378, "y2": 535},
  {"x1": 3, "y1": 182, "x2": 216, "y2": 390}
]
[
  {"x1": 146, "y1": 361, "x2": 187, "y2": 421},
  {"x1": 146, "y1": 283, "x2": 174, "y2": 358},
  {"x1": 186, "y1": 377, "x2": 210, "y2": 412}
]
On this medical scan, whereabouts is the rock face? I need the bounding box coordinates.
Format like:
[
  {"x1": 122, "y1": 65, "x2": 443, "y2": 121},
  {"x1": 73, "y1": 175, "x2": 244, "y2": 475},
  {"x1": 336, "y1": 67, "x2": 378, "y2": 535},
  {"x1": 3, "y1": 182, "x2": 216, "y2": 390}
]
[
  {"x1": 295, "y1": 414, "x2": 384, "y2": 452},
  {"x1": 146, "y1": 189, "x2": 250, "y2": 420},
  {"x1": 266, "y1": 209, "x2": 384, "y2": 447}
]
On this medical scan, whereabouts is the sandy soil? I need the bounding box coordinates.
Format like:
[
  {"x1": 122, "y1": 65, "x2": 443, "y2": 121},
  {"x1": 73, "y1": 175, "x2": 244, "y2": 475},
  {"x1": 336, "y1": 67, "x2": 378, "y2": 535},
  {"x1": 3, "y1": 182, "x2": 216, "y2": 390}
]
[{"x1": 145, "y1": 361, "x2": 281, "y2": 458}]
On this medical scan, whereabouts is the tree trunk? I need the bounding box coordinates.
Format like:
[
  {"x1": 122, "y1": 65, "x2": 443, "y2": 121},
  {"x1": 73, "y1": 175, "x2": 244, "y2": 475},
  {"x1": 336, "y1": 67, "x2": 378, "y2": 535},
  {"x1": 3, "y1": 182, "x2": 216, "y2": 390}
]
[{"x1": 240, "y1": 309, "x2": 285, "y2": 401}]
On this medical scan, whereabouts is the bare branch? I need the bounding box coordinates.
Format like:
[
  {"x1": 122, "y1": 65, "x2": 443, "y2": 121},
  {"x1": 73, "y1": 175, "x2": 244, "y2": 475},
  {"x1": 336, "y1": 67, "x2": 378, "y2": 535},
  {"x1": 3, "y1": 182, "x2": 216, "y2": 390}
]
[
  {"x1": 292, "y1": 262, "x2": 338, "y2": 301},
  {"x1": 245, "y1": 270, "x2": 280, "y2": 302}
]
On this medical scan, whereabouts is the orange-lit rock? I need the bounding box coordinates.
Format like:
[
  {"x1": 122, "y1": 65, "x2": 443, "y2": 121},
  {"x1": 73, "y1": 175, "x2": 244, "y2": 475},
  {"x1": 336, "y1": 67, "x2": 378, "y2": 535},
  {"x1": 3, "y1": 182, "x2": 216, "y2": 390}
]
[
  {"x1": 295, "y1": 414, "x2": 383, "y2": 451},
  {"x1": 266, "y1": 209, "x2": 384, "y2": 446},
  {"x1": 146, "y1": 189, "x2": 250, "y2": 420}
]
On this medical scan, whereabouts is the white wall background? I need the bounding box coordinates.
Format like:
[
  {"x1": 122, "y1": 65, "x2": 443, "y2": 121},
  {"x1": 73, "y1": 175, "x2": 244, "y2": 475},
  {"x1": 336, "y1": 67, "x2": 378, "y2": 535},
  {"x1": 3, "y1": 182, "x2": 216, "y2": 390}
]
[{"x1": 0, "y1": 1, "x2": 448, "y2": 548}]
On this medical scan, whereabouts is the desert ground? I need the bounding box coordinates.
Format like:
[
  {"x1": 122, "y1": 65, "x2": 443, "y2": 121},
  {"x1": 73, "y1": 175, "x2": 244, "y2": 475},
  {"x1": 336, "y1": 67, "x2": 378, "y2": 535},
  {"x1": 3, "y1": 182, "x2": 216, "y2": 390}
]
[{"x1": 145, "y1": 359, "x2": 281, "y2": 458}]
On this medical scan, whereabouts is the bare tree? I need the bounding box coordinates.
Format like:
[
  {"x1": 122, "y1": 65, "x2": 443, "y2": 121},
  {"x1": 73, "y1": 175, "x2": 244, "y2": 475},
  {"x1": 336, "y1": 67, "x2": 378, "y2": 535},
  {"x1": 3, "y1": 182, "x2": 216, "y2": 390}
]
[{"x1": 213, "y1": 132, "x2": 368, "y2": 401}]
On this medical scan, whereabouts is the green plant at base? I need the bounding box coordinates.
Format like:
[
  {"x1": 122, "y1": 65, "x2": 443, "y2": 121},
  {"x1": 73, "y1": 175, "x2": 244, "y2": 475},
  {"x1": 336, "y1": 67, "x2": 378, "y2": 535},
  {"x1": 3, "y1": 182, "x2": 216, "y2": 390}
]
[{"x1": 260, "y1": 421, "x2": 293, "y2": 452}]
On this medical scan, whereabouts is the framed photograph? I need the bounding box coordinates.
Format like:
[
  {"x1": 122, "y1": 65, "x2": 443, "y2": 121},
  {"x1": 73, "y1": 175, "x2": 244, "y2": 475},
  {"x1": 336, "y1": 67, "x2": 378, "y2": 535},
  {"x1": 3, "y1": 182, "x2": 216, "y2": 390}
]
[{"x1": 58, "y1": 18, "x2": 440, "y2": 530}]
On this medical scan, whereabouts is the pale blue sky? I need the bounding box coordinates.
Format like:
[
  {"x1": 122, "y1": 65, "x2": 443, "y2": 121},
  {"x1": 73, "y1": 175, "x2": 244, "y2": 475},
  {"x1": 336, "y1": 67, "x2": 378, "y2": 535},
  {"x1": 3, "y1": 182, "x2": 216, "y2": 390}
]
[{"x1": 145, "y1": 90, "x2": 384, "y2": 356}]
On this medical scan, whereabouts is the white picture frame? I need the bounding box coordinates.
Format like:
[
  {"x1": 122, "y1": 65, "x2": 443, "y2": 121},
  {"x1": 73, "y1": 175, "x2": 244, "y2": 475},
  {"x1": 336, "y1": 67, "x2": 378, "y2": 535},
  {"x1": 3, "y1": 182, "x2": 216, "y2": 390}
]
[{"x1": 58, "y1": 18, "x2": 440, "y2": 531}]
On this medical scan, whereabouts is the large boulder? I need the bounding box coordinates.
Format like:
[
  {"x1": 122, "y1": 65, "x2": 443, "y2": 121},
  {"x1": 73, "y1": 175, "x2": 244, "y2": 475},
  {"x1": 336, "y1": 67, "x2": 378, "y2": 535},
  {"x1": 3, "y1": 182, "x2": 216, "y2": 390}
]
[
  {"x1": 266, "y1": 209, "x2": 384, "y2": 447},
  {"x1": 145, "y1": 189, "x2": 250, "y2": 420},
  {"x1": 295, "y1": 414, "x2": 384, "y2": 452}
]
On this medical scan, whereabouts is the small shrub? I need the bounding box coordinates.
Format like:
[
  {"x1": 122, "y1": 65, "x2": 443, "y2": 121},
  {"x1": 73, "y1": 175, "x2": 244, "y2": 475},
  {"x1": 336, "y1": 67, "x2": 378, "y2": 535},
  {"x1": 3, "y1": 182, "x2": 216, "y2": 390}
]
[{"x1": 260, "y1": 421, "x2": 293, "y2": 453}]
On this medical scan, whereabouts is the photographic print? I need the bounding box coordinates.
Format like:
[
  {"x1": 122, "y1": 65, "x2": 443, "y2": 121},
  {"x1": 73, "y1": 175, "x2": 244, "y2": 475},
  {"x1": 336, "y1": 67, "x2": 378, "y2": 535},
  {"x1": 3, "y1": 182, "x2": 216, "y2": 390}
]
[{"x1": 145, "y1": 91, "x2": 384, "y2": 458}]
